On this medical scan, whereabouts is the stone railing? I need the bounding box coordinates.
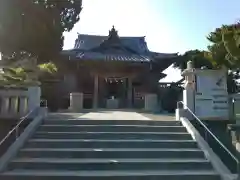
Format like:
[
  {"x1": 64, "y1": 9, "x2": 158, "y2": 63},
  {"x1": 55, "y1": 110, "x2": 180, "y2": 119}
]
[{"x1": 0, "y1": 86, "x2": 41, "y2": 119}]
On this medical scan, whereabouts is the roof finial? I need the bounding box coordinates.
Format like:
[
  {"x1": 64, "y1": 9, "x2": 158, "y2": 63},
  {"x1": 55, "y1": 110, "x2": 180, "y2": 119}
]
[{"x1": 109, "y1": 25, "x2": 118, "y2": 38}]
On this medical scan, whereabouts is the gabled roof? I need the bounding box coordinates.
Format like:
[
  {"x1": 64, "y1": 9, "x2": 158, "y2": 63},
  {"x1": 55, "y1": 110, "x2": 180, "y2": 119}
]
[
  {"x1": 90, "y1": 26, "x2": 141, "y2": 55},
  {"x1": 63, "y1": 26, "x2": 178, "y2": 63},
  {"x1": 74, "y1": 32, "x2": 149, "y2": 54}
]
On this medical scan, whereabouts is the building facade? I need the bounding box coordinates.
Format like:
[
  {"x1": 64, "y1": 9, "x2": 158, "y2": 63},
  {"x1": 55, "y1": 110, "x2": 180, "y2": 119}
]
[{"x1": 49, "y1": 26, "x2": 179, "y2": 110}]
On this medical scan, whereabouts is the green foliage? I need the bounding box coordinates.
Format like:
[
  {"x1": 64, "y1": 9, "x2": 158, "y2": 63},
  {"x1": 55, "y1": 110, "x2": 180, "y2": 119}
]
[
  {"x1": 207, "y1": 23, "x2": 240, "y2": 68},
  {"x1": 221, "y1": 24, "x2": 240, "y2": 66},
  {"x1": 0, "y1": 0, "x2": 81, "y2": 86},
  {"x1": 174, "y1": 28, "x2": 240, "y2": 93},
  {"x1": 173, "y1": 50, "x2": 213, "y2": 71},
  {"x1": 205, "y1": 23, "x2": 240, "y2": 93},
  {"x1": 0, "y1": 0, "x2": 82, "y2": 62},
  {"x1": 38, "y1": 62, "x2": 57, "y2": 74},
  {"x1": 0, "y1": 61, "x2": 57, "y2": 86},
  {"x1": 174, "y1": 23, "x2": 240, "y2": 70}
]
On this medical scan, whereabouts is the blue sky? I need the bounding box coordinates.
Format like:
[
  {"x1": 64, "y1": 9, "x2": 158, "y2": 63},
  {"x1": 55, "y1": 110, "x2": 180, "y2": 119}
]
[{"x1": 64, "y1": 0, "x2": 240, "y2": 82}]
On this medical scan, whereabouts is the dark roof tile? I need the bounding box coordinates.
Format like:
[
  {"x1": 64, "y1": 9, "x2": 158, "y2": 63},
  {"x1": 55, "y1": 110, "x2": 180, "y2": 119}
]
[{"x1": 73, "y1": 51, "x2": 151, "y2": 62}]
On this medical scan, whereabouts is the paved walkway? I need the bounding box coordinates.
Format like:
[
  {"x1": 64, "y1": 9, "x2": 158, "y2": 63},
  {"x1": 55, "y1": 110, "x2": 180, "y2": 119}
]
[
  {"x1": 80, "y1": 110, "x2": 151, "y2": 120},
  {"x1": 53, "y1": 110, "x2": 175, "y2": 121}
]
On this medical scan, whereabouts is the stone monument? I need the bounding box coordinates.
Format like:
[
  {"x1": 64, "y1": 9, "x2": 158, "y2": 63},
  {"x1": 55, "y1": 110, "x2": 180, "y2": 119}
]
[{"x1": 176, "y1": 61, "x2": 229, "y2": 121}]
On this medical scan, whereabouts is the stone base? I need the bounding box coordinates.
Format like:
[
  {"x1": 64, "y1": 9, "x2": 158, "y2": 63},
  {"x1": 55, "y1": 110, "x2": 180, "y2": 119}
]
[
  {"x1": 69, "y1": 92, "x2": 83, "y2": 112},
  {"x1": 144, "y1": 94, "x2": 158, "y2": 112},
  {"x1": 106, "y1": 99, "x2": 119, "y2": 109}
]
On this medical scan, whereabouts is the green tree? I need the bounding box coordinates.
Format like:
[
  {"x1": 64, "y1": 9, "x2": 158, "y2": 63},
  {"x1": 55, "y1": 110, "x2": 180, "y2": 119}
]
[
  {"x1": 206, "y1": 23, "x2": 240, "y2": 68},
  {"x1": 221, "y1": 23, "x2": 240, "y2": 66},
  {"x1": 0, "y1": 0, "x2": 82, "y2": 62},
  {"x1": 0, "y1": 55, "x2": 57, "y2": 86},
  {"x1": 0, "y1": 0, "x2": 82, "y2": 85},
  {"x1": 173, "y1": 49, "x2": 213, "y2": 71},
  {"x1": 174, "y1": 49, "x2": 239, "y2": 93},
  {"x1": 206, "y1": 23, "x2": 240, "y2": 93}
]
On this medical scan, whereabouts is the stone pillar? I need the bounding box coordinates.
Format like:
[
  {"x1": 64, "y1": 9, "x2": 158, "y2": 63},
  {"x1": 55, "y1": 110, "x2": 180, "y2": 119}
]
[
  {"x1": 183, "y1": 62, "x2": 195, "y2": 116},
  {"x1": 93, "y1": 74, "x2": 99, "y2": 109},
  {"x1": 177, "y1": 61, "x2": 195, "y2": 120},
  {"x1": 176, "y1": 101, "x2": 187, "y2": 121},
  {"x1": 144, "y1": 93, "x2": 158, "y2": 112},
  {"x1": 1, "y1": 97, "x2": 10, "y2": 114},
  {"x1": 127, "y1": 78, "x2": 132, "y2": 108},
  {"x1": 183, "y1": 87, "x2": 195, "y2": 112},
  {"x1": 19, "y1": 96, "x2": 28, "y2": 115},
  {"x1": 70, "y1": 92, "x2": 83, "y2": 112},
  {"x1": 27, "y1": 86, "x2": 41, "y2": 111},
  {"x1": 187, "y1": 60, "x2": 193, "y2": 69},
  {"x1": 182, "y1": 81, "x2": 195, "y2": 121},
  {"x1": 10, "y1": 96, "x2": 18, "y2": 114}
]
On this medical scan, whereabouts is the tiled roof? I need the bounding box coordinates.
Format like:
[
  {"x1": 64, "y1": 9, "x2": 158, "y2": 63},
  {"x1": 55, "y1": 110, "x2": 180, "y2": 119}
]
[
  {"x1": 75, "y1": 51, "x2": 151, "y2": 62},
  {"x1": 74, "y1": 34, "x2": 149, "y2": 54},
  {"x1": 63, "y1": 27, "x2": 178, "y2": 63},
  {"x1": 150, "y1": 52, "x2": 178, "y2": 59},
  {"x1": 62, "y1": 49, "x2": 178, "y2": 63},
  {"x1": 73, "y1": 35, "x2": 178, "y2": 59}
]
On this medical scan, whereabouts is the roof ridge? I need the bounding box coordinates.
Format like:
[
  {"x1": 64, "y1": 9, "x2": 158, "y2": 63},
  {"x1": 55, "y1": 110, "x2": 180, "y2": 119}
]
[{"x1": 78, "y1": 34, "x2": 145, "y2": 39}]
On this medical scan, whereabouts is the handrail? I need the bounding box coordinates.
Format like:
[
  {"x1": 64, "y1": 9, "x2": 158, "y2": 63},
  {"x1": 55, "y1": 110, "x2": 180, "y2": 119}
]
[
  {"x1": 178, "y1": 101, "x2": 239, "y2": 169},
  {"x1": 0, "y1": 107, "x2": 39, "y2": 147}
]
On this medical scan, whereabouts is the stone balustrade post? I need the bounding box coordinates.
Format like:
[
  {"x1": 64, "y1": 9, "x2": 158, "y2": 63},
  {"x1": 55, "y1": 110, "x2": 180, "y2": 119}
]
[
  {"x1": 19, "y1": 96, "x2": 28, "y2": 115},
  {"x1": 10, "y1": 96, "x2": 18, "y2": 114},
  {"x1": 27, "y1": 86, "x2": 41, "y2": 111},
  {"x1": 1, "y1": 97, "x2": 10, "y2": 114}
]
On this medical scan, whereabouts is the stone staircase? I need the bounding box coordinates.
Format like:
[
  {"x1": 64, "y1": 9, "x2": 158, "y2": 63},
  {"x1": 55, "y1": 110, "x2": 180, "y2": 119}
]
[{"x1": 0, "y1": 117, "x2": 221, "y2": 180}]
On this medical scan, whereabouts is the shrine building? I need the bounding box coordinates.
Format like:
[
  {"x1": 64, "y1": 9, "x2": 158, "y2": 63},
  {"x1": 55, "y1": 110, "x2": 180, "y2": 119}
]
[{"x1": 53, "y1": 26, "x2": 179, "y2": 110}]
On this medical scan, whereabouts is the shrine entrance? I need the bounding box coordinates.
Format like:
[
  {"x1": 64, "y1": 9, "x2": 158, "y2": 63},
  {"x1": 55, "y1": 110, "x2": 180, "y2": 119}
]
[
  {"x1": 92, "y1": 72, "x2": 133, "y2": 109},
  {"x1": 104, "y1": 77, "x2": 128, "y2": 108},
  {"x1": 105, "y1": 77, "x2": 126, "y2": 98}
]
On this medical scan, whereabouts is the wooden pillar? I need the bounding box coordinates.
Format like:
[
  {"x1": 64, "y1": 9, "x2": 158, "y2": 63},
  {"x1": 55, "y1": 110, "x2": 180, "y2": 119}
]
[
  {"x1": 127, "y1": 78, "x2": 133, "y2": 108},
  {"x1": 93, "y1": 74, "x2": 99, "y2": 109},
  {"x1": 98, "y1": 77, "x2": 105, "y2": 108}
]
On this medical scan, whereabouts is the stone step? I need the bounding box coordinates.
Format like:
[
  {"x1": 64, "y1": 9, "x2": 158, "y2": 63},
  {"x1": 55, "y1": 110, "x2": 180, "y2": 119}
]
[
  {"x1": 1, "y1": 170, "x2": 220, "y2": 180},
  {"x1": 44, "y1": 119, "x2": 181, "y2": 126},
  {"x1": 18, "y1": 148, "x2": 205, "y2": 159},
  {"x1": 33, "y1": 131, "x2": 192, "y2": 140},
  {"x1": 38, "y1": 125, "x2": 187, "y2": 132},
  {"x1": 25, "y1": 139, "x2": 198, "y2": 149},
  {"x1": 8, "y1": 158, "x2": 213, "y2": 171},
  {"x1": 1, "y1": 116, "x2": 221, "y2": 180}
]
